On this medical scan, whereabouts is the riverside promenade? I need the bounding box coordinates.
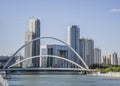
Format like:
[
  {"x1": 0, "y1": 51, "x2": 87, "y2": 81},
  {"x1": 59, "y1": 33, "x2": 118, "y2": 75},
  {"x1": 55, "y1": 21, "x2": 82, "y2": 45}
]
[{"x1": 93, "y1": 72, "x2": 120, "y2": 78}]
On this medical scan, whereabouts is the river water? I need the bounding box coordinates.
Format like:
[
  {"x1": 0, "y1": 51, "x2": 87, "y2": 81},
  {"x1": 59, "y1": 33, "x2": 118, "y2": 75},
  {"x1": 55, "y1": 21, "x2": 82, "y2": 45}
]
[{"x1": 8, "y1": 74, "x2": 120, "y2": 86}]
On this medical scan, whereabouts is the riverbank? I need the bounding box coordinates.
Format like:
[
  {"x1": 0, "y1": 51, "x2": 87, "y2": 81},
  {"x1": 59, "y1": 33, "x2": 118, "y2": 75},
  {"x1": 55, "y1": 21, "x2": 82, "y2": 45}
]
[
  {"x1": 92, "y1": 72, "x2": 120, "y2": 78},
  {"x1": 0, "y1": 75, "x2": 9, "y2": 86}
]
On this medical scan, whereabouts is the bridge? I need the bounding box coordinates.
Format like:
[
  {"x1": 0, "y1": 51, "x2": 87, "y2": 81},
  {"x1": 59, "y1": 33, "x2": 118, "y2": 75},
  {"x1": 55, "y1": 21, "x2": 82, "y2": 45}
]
[
  {"x1": 0, "y1": 68, "x2": 88, "y2": 72},
  {"x1": 0, "y1": 37, "x2": 90, "y2": 73}
]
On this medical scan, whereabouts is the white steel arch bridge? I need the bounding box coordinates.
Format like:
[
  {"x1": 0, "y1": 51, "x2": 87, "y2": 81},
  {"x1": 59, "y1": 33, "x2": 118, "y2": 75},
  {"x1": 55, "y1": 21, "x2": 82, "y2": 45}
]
[{"x1": 3, "y1": 37, "x2": 89, "y2": 71}]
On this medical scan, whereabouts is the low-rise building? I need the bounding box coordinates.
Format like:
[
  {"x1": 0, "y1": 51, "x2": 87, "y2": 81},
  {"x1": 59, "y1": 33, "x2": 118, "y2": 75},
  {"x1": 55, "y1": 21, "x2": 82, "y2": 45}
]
[
  {"x1": 0, "y1": 56, "x2": 10, "y2": 68},
  {"x1": 0, "y1": 55, "x2": 23, "y2": 68},
  {"x1": 40, "y1": 45, "x2": 71, "y2": 68}
]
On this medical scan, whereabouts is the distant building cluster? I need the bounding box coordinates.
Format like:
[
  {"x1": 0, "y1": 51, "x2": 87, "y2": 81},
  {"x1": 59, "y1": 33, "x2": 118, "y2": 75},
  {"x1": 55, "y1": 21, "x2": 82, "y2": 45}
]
[
  {"x1": 0, "y1": 55, "x2": 23, "y2": 68},
  {"x1": 102, "y1": 52, "x2": 119, "y2": 65},
  {"x1": 1, "y1": 18, "x2": 119, "y2": 69},
  {"x1": 24, "y1": 18, "x2": 120, "y2": 68}
]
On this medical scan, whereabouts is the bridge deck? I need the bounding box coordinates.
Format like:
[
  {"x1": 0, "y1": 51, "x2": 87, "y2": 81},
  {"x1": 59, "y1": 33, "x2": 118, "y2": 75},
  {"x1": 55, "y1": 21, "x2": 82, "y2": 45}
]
[{"x1": 0, "y1": 68, "x2": 89, "y2": 71}]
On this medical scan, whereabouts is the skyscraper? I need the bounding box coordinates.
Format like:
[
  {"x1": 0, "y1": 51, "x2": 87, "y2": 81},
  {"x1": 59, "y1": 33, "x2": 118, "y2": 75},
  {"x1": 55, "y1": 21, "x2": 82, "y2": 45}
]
[
  {"x1": 25, "y1": 18, "x2": 40, "y2": 68},
  {"x1": 118, "y1": 57, "x2": 120, "y2": 66},
  {"x1": 79, "y1": 38, "x2": 94, "y2": 67},
  {"x1": 67, "y1": 25, "x2": 80, "y2": 67},
  {"x1": 94, "y1": 48, "x2": 101, "y2": 64},
  {"x1": 24, "y1": 30, "x2": 33, "y2": 67},
  {"x1": 111, "y1": 52, "x2": 118, "y2": 65}
]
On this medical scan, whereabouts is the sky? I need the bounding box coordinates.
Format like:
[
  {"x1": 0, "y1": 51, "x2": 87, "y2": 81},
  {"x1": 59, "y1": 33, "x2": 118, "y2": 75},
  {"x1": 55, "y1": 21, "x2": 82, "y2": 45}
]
[{"x1": 0, "y1": 0, "x2": 120, "y2": 56}]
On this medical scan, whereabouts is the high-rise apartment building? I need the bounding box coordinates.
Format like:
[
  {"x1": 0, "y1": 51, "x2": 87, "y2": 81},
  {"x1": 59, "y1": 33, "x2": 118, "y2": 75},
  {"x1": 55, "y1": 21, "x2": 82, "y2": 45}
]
[
  {"x1": 94, "y1": 48, "x2": 101, "y2": 64},
  {"x1": 67, "y1": 25, "x2": 80, "y2": 53},
  {"x1": 79, "y1": 38, "x2": 94, "y2": 67},
  {"x1": 102, "y1": 55, "x2": 111, "y2": 65},
  {"x1": 111, "y1": 52, "x2": 118, "y2": 65},
  {"x1": 118, "y1": 57, "x2": 120, "y2": 66},
  {"x1": 25, "y1": 18, "x2": 40, "y2": 68},
  {"x1": 101, "y1": 55, "x2": 107, "y2": 65},
  {"x1": 67, "y1": 25, "x2": 80, "y2": 67},
  {"x1": 24, "y1": 30, "x2": 33, "y2": 67}
]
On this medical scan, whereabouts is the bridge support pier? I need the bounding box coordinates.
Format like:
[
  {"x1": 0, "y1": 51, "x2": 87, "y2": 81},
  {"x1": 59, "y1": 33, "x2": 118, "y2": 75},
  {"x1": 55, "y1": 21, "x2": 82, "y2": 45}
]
[{"x1": 5, "y1": 70, "x2": 10, "y2": 76}]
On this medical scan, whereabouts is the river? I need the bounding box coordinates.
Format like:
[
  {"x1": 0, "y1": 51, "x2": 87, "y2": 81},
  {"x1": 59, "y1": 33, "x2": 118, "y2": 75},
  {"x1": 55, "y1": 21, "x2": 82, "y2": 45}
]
[{"x1": 8, "y1": 74, "x2": 120, "y2": 86}]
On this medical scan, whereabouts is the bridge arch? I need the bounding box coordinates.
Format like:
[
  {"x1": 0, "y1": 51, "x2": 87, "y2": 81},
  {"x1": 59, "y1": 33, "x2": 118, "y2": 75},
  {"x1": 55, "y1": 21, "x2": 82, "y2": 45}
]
[
  {"x1": 4, "y1": 37, "x2": 89, "y2": 70},
  {"x1": 8, "y1": 55, "x2": 85, "y2": 69}
]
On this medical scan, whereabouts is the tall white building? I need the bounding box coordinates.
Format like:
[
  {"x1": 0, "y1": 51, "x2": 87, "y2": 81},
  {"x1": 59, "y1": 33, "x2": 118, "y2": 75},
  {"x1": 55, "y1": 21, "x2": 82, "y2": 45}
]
[
  {"x1": 79, "y1": 38, "x2": 94, "y2": 67},
  {"x1": 118, "y1": 57, "x2": 120, "y2": 66},
  {"x1": 24, "y1": 30, "x2": 33, "y2": 67},
  {"x1": 94, "y1": 48, "x2": 101, "y2": 64},
  {"x1": 40, "y1": 45, "x2": 70, "y2": 68},
  {"x1": 101, "y1": 55, "x2": 107, "y2": 64},
  {"x1": 25, "y1": 18, "x2": 40, "y2": 68},
  {"x1": 111, "y1": 52, "x2": 118, "y2": 65},
  {"x1": 102, "y1": 55, "x2": 111, "y2": 65},
  {"x1": 67, "y1": 25, "x2": 80, "y2": 67}
]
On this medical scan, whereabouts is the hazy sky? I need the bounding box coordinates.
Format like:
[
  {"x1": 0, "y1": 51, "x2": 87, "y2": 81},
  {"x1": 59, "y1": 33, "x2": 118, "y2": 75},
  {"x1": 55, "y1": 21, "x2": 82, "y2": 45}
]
[{"x1": 0, "y1": 0, "x2": 120, "y2": 56}]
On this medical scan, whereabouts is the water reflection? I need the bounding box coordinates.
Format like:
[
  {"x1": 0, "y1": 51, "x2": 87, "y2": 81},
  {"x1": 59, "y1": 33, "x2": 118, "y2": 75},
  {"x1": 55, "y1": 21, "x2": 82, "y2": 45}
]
[{"x1": 8, "y1": 75, "x2": 120, "y2": 86}]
